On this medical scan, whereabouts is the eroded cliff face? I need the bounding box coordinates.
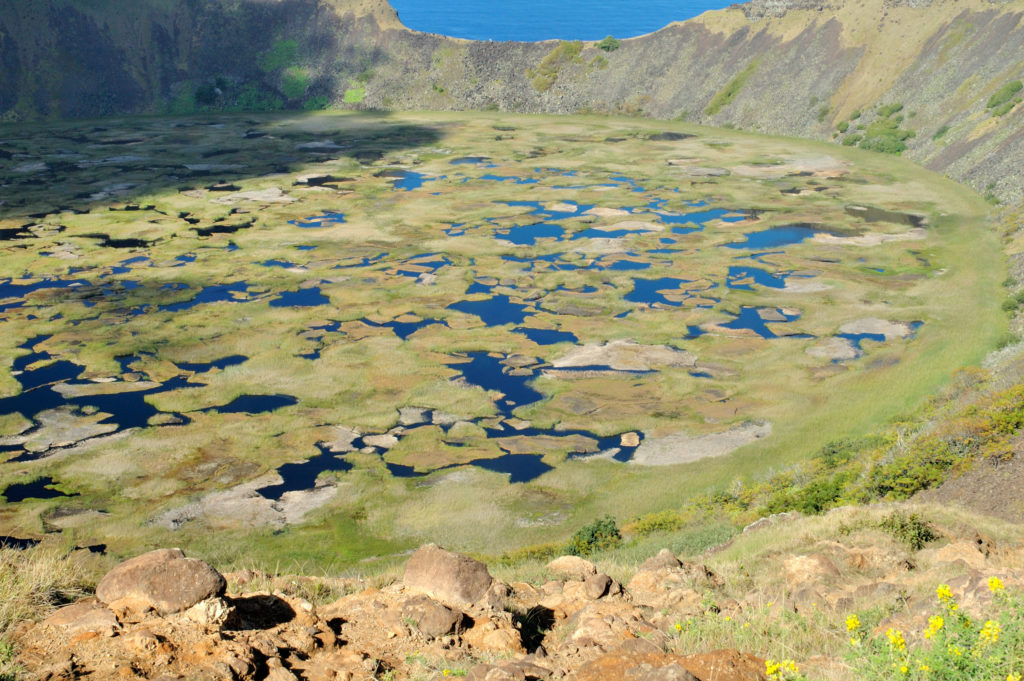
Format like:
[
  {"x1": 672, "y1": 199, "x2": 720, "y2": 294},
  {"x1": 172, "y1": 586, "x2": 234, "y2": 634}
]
[{"x1": 1, "y1": 0, "x2": 1023, "y2": 200}]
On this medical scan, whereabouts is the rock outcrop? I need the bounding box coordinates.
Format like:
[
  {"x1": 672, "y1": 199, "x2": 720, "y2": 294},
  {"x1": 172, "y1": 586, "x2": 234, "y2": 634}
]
[
  {"x1": 95, "y1": 548, "x2": 226, "y2": 615},
  {"x1": 403, "y1": 543, "x2": 494, "y2": 608},
  {"x1": 14, "y1": 519, "x2": 1024, "y2": 681}
]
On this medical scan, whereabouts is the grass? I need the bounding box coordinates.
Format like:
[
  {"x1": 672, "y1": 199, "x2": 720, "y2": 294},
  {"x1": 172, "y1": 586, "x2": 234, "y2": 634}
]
[
  {"x1": 705, "y1": 59, "x2": 760, "y2": 116},
  {"x1": 0, "y1": 544, "x2": 96, "y2": 678},
  {"x1": 527, "y1": 41, "x2": 583, "y2": 92}
]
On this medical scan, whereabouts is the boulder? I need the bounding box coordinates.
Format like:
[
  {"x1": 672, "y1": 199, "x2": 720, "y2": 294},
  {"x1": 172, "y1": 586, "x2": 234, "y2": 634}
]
[
  {"x1": 466, "y1": 660, "x2": 551, "y2": 681},
  {"x1": 570, "y1": 651, "x2": 698, "y2": 681},
  {"x1": 96, "y1": 548, "x2": 226, "y2": 615},
  {"x1": 400, "y1": 594, "x2": 462, "y2": 638},
  {"x1": 679, "y1": 649, "x2": 769, "y2": 681},
  {"x1": 640, "y1": 549, "x2": 682, "y2": 572},
  {"x1": 584, "y1": 574, "x2": 612, "y2": 600},
  {"x1": 42, "y1": 601, "x2": 119, "y2": 636},
  {"x1": 403, "y1": 544, "x2": 493, "y2": 608},
  {"x1": 783, "y1": 554, "x2": 839, "y2": 590},
  {"x1": 462, "y1": 616, "x2": 525, "y2": 654},
  {"x1": 546, "y1": 555, "x2": 597, "y2": 580}
]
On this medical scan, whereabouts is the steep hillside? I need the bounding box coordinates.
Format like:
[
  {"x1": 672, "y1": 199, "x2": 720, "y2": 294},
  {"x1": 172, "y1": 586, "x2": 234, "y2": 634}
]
[{"x1": 2, "y1": 0, "x2": 1024, "y2": 201}]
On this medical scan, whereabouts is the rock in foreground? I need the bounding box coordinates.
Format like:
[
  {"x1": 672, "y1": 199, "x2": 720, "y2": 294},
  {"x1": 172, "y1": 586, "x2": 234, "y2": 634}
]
[{"x1": 96, "y1": 548, "x2": 226, "y2": 615}]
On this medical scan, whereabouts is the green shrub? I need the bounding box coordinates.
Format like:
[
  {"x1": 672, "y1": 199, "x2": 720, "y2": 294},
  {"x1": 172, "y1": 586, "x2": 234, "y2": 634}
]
[
  {"x1": 344, "y1": 85, "x2": 367, "y2": 104},
  {"x1": 281, "y1": 67, "x2": 311, "y2": 100},
  {"x1": 498, "y1": 542, "x2": 561, "y2": 566},
  {"x1": 566, "y1": 516, "x2": 621, "y2": 556},
  {"x1": 932, "y1": 124, "x2": 950, "y2": 140},
  {"x1": 858, "y1": 115, "x2": 915, "y2": 155},
  {"x1": 817, "y1": 105, "x2": 830, "y2": 123},
  {"x1": 303, "y1": 96, "x2": 329, "y2": 111},
  {"x1": 879, "y1": 511, "x2": 938, "y2": 550},
  {"x1": 876, "y1": 102, "x2": 904, "y2": 118},
  {"x1": 597, "y1": 35, "x2": 620, "y2": 52},
  {"x1": 234, "y1": 84, "x2": 283, "y2": 112},
  {"x1": 842, "y1": 133, "x2": 863, "y2": 146},
  {"x1": 986, "y1": 80, "x2": 1022, "y2": 109},
  {"x1": 837, "y1": 120, "x2": 849, "y2": 133},
  {"x1": 992, "y1": 98, "x2": 1021, "y2": 117},
  {"x1": 850, "y1": 109, "x2": 861, "y2": 120},
  {"x1": 194, "y1": 83, "x2": 219, "y2": 106},
  {"x1": 259, "y1": 39, "x2": 299, "y2": 73},
  {"x1": 816, "y1": 438, "x2": 862, "y2": 468},
  {"x1": 626, "y1": 510, "x2": 684, "y2": 536}
]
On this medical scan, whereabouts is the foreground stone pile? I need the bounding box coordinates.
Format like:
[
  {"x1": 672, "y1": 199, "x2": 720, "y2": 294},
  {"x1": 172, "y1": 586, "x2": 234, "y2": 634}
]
[{"x1": 13, "y1": 523, "x2": 1024, "y2": 681}]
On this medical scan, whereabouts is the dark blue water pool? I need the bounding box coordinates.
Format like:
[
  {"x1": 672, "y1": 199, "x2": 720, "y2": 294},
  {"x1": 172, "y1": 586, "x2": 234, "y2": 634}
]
[
  {"x1": 206, "y1": 394, "x2": 298, "y2": 414},
  {"x1": 724, "y1": 225, "x2": 820, "y2": 250},
  {"x1": 159, "y1": 281, "x2": 251, "y2": 312},
  {"x1": 270, "y1": 287, "x2": 330, "y2": 307},
  {"x1": 3, "y1": 476, "x2": 78, "y2": 502},
  {"x1": 514, "y1": 327, "x2": 579, "y2": 345},
  {"x1": 625, "y1": 277, "x2": 693, "y2": 306},
  {"x1": 447, "y1": 294, "x2": 531, "y2": 326},
  {"x1": 497, "y1": 223, "x2": 565, "y2": 245}
]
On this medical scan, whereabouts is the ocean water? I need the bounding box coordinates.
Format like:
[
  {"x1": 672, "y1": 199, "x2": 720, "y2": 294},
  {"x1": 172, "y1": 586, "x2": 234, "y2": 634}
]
[{"x1": 387, "y1": 0, "x2": 737, "y2": 42}]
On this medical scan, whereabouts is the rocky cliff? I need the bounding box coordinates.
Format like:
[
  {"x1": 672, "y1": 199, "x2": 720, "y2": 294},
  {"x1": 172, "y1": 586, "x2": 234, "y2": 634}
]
[
  {"x1": 12, "y1": 503, "x2": 1024, "y2": 681},
  {"x1": 2, "y1": 0, "x2": 1024, "y2": 202}
]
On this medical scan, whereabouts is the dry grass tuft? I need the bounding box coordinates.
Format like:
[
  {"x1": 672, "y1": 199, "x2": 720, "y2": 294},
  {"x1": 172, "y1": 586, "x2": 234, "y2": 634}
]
[{"x1": 0, "y1": 546, "x2": 94, "y2": 637}]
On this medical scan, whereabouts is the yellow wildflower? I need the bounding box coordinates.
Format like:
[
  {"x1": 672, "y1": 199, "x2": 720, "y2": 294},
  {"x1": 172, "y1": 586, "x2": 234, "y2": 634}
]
[
  {"x1": 845, "y1": 614, "x2": 861, "y2": 632},
  {"x1": 980, "y1": 619, "x2": 1001, "y2": 644},
  {"x1": 886, "y1": 628, "x2": 907, "y2": 651},
  {"x1": 918, "y1": 663, "x2": 931, "y2": 672},
  {"x1": 948, "y1": 644, "x2": 963, "y2": 657},
  {"x1": 937, "y1": 584, "x2": 954, "y2": 603},
  {"x1": 924, "y1": 615, "x2": 944, "y2": 639},
  {"x1": 674, "y1": 622, "x2": 682, "y2": 632},
  {"x1": 766, "y1": 659, "x2": 782, "y2": 679},
  {"x1": 989, "y1": 576, "x2": 1005, "y2": 593},
  {"x1": 850, "y1": 637, "x2": 861, "y2": 647},
  {"x1": 782, "y1": 660, "x2": 799, "y2": 674},
  {"x1": 899, "y1": 665, "x2": 909, "y2": 674},
  {"x1": 744, "y1": 622, "x2": 751, "y2": 629},
  {"x1": 443, "y1": 671, "x2": 451, "y2": 678},
  {"x1": 1007, "y1": 673, "x2": 1021, "y2": 681}
]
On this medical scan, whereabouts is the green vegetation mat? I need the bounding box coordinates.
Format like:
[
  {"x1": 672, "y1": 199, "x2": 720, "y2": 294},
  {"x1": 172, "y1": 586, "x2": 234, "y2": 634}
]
[{"x1": 0, "y1": 111, "x2": 1004, "y2": 571}]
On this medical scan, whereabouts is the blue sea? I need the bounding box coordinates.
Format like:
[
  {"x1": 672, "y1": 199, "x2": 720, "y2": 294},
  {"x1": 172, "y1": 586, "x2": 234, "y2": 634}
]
[{"x1": 387, "y1": 0, "x2": 738, "y2": 42}]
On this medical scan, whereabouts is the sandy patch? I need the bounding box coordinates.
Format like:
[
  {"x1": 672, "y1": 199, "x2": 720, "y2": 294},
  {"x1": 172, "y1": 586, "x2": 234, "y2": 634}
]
[
  {"x1": 212, "y1": 187, "x2": 295, "y2": 205},
  {"x1": 496, "y1": 434, "x2": 599, "y2": 455},
  {"x1": 545, "y1": 202, "x2": 579, "y2": 213},
  {"x1": 806, "y1": 337, "x2": 858, "y2": 361},
  {"x1": 550, "y1": 340, "x2": 696, "y2": 372},
  {"x1": 584, "y1": 206, "x2": 631, "y2": 218},
  {"x1": 838, "y1": 317, "x2": 912, "y2": 339},
  {"x1": 782, "y1": 279, "x2": 833, "y2": 293},
  {"x1": 589, "y1": 220, "x2": 663, "y2": 233},
  {"x1": 152, "y1": 473, "x2": 339, "y2": 530},
  {"x1": 813, "y1": 228, "x2": 926, "y2": 247},
  {"x1": 666, "y1": 162, "x2": 730, "y2": 177},
  {"x1": 53, "y1": 381, "x2": 161, "y2": 398},
  {"x1": 630, "y1": 422, "x2": 771, "y2": 466},
  {"x1": 1, "y1": 406, "x2": 119, "y2": 453}
]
